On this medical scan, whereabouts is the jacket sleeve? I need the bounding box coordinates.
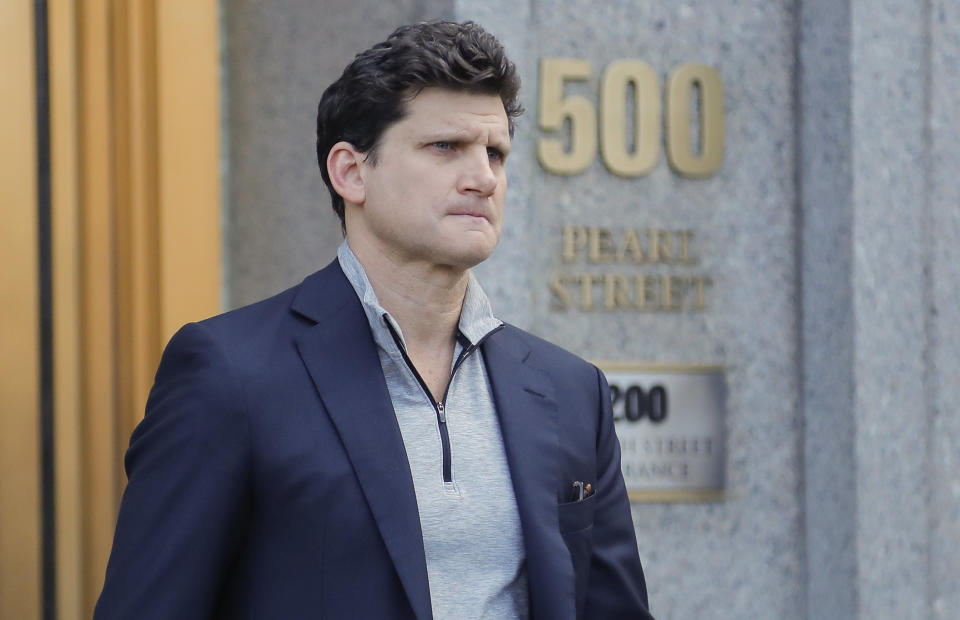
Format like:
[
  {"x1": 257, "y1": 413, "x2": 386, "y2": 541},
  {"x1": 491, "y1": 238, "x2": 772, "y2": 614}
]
[
  {"x1": 94, "y1": 322, "x2": 253, "y2": 619},
  {"x1": 582, "y1": 366, "x2": 656, "y2": 620}
]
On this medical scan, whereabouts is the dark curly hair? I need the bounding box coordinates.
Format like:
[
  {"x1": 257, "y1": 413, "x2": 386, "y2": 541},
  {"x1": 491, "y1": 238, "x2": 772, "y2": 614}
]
[{"x1": 316, "y1": 21, "x2": 523, "y2": 227}]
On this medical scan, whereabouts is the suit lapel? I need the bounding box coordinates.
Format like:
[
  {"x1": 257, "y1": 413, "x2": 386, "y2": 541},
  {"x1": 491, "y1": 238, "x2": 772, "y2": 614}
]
[
  {"x1": 292, "y1": 262, "x2": 432, "y2": 620},
  {"x1": 482, "y1": 330, "x2": 576, "y2": 620}
]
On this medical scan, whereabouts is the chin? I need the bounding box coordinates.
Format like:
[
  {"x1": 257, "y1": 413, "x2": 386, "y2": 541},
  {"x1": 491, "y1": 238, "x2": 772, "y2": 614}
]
[{"x1": 438, "y1": 241, "x2": 497, "y2": 270}]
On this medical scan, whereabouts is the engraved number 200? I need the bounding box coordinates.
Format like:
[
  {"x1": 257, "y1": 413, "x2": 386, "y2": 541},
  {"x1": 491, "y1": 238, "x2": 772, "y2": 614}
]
[
  {"x1": 537, "y1": 58, "x2": 724, "y2": 179},
  {"x1": 609, "y1": 383, "x2": 668, "y2": 424}
]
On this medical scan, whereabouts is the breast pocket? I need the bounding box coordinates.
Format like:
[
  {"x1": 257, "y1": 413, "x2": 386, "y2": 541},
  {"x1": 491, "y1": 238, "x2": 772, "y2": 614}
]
[{"x1": 558, "y1": 492, "x2": 597, "y2": 533}]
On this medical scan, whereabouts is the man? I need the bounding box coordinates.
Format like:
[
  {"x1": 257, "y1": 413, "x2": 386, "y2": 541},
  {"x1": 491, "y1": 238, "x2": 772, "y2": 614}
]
[{"x1": 96, "y1": 21, "x2": 653, "y2": 620}]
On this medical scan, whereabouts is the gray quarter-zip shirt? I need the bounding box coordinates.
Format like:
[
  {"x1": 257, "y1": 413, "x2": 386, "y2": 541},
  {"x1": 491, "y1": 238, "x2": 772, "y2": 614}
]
[{"x1": 338, "y1": 242, "x2": 529, "y2": 620}]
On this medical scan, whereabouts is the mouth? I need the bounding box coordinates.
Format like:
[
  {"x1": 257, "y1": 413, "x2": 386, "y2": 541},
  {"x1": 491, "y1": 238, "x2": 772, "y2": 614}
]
[{"x1": 447, "y1": 209, "x2": 490, "y2": 222}]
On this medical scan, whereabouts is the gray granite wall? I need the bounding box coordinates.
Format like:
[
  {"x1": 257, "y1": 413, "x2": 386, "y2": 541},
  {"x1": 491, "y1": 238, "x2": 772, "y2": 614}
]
[
  {"x1": 849, "y1": 2, "x2": 930, "y2": 617},
  {"x1": 223, "y1": 1, "x2": 959, "y2": 618},
  {"x1": 801, "y1": 1, "x2": 960, "y2": 618}
]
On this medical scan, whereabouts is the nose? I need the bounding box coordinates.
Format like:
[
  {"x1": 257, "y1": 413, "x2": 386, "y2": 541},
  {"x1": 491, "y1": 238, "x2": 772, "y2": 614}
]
[{"x1": 457, "y1": 148, "x2": 498, "y2": 198}]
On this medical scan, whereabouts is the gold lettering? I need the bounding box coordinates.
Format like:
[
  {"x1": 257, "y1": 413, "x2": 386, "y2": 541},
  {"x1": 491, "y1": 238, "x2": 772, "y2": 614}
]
[
  {"x1": 537, "y1": 58, "x2": 596, "y2": 175},
  {"x1": 562, "y1": 226, "x2": 588, "y2": 263},
  {"x1": 579, "y1": 273, "x2": 601, "y2": 311},
  {"x1": 604, "y1": 274, "x2": 632, "y2": 311},
  {"x1": 548, "y1": 275, "x2": 571, "y2": 310},
  {"x1": 599, "y1": 60, "x2": 661, "y2": 177},
  {"x1": 617, "y1": 227, "x2": 645, "y2": 263},
  {"x1": 648, "y1": 229, "x2": 673, "y2": 263},
  {"x1": 676, "y1": 230, "x2": 697, "y2": 264},
  {"x1": 665, "y1": 63, "x2": 725, "y2": 178},
  {"x1": 662, "y1": 276, "x2": 686, "y2": 311},
  {"x1": 690, "y1": 276, "x2": 713, "y2": 311},
  {"x1": 547, "y1": 270, "x2": 714, "y2": 313},
  {"x1": 560, "y1": 226, "x2": 699, "y2": 265},
  {"x1": 588, "y1": 227, "x2": 616, "y2": 263},
  {"x1": 635, "y1": 274, "x2": 660, "y2": 310}
]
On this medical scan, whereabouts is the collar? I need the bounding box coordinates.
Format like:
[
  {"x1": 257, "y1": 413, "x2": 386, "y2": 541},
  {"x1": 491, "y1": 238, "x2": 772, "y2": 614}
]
[{"x1": 336, "y1": 241, "x2": 502, "y2": 353}]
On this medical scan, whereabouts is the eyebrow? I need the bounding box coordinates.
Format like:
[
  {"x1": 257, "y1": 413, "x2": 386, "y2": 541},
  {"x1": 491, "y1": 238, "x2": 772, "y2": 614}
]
[{"x1": 422, "y1": 128, "x2": 512, "y2": 153}]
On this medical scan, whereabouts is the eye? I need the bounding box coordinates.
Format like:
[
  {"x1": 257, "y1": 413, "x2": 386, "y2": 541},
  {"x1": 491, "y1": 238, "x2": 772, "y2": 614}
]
[
  {"x1": 431, "y1": 141, "x2": 453, "y2": 152},
  {"x1": 487, "y1": 147, "x2": 505, "y2": 162}
]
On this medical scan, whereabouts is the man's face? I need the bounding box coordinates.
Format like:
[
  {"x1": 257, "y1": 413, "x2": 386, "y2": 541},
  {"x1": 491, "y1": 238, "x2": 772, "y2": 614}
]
[{"x1": 350, "y1": 88, "x2": 511, "y2": 271}]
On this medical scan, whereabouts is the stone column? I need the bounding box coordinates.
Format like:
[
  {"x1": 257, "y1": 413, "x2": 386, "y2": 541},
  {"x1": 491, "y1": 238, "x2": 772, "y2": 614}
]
[
  {"x1": 801, "y1": 1, "x2": 960, "y2": 618},
  {"x1": 850, "y1": 1, "x2": 930, "y2": 616}
]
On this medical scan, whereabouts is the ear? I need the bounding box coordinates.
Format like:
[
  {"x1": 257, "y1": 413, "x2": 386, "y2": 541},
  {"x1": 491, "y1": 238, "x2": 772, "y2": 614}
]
[{"x1": 327, "y1": 141, "x2": 366, "y2": 205}]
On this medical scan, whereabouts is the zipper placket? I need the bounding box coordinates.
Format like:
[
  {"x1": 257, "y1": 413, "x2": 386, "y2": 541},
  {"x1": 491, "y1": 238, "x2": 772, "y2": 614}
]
[{"x1": 384, "y1": 316, "x2": 502, "y2": 483}]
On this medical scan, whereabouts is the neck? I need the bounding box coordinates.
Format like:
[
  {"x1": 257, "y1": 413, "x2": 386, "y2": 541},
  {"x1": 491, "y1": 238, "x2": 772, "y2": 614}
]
[{"x1": 348, "y1": 239, "x2": 468, "y2": 352}]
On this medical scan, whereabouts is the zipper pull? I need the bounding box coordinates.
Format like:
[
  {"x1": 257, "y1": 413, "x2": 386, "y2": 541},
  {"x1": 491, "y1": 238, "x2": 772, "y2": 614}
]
[{"x1": 437, "y1": 401, "x2": 446, "y2": 423}]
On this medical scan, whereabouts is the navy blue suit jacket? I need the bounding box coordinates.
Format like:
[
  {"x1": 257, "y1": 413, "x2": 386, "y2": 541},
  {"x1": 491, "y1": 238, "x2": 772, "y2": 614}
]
[{"x1": 95, "y1": 260, "x2": 653, "y2": 619}]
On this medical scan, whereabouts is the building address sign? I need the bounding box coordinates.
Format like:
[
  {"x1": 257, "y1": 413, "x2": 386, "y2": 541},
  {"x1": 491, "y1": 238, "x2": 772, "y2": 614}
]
[{"x1": 537, "y1": 58, "x2": 725, "y2": 178}]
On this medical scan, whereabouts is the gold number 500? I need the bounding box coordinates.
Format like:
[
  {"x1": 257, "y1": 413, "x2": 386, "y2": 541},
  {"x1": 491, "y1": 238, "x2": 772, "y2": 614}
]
[{"x1": 537, "y1": 58, "x2": 724, "y2": 179}]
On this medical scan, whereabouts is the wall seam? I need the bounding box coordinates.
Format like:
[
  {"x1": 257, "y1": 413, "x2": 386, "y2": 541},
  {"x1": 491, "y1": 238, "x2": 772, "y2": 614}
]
[
  {"x1": 844, "y1": 0, "x2": 861, "y2": 618},
  {"x1": 920, "y1": 0, "x2": 935, "y2": 616},
  {"x1": 790, "y1": 1, "x2": 808, "y2": 618}
]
